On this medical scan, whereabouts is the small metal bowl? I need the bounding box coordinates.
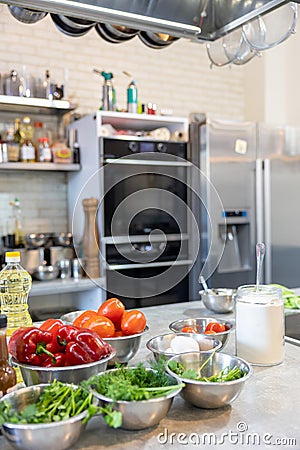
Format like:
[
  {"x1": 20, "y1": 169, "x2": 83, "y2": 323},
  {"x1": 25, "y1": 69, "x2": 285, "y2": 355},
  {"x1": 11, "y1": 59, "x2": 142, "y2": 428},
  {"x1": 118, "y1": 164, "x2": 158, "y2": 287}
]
[
  {"x1": 32, "y1": 265, "x2": 59, "y2": 281},
  {"x1": 200, "y1": 288, "x2": 236, "y2": 313},
  {"x1": 60, "y1": 310, "x2": 149, "y2": 365},
  {"x1": 90, "y1": 368, "x2": 182, "y2": 430},
  {"x1": 167, "y1": 352, "x2": 252, "y2": 409},
  {"x1": 146, "y1": 332, "x2": 222, "y2": 361},
  {"x1": 0, "y1": 384, "x2": 90, "y2": 450},
  {"x1": 12, "y1": 349, "x2": 116, "y2": 386},
  {"x1": 169, "y1": 317, "x2": 234, "y2": 350}
]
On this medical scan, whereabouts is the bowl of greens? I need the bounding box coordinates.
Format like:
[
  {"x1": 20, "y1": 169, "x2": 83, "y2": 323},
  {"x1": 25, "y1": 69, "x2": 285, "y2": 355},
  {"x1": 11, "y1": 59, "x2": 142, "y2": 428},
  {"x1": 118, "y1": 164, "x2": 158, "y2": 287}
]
[
  {"x1": 166, "y1": 351, "x2": 252, "y2": 409},
  {"x1": 83, "y1": 363, "x2": 184, "y2": 430},
  {"x1": 0, "y1": 381, "x2": 98, "y2": 450}
]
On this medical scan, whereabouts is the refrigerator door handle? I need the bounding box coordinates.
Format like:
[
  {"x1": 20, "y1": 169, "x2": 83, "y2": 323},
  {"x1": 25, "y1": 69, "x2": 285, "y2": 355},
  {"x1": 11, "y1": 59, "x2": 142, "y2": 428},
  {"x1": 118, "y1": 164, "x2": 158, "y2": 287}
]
[
  {"x1": 256, "y1": 159, "x2": 264, "y2": 244},
  {"x1": 263, "y1": 158, "x2": 272, "y2": 284}
]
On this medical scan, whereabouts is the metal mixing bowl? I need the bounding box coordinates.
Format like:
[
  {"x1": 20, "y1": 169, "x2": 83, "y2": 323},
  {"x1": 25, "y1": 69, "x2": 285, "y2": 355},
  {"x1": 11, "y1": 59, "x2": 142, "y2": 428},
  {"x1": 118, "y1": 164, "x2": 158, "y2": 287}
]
[
  {"x1": 200, "y1": 288, "x2": 236, "y2": 313},
  {"x1": 167, "y1": 352, "x2": 252, "y2": 409},
  {"x1": 169, "y1": 317, "x2": 234, "y2": 349},
  {"x1": 146, "y1": 332, "x2": 222, "y2": 361},
  {"x1": 12, "y1": 349, "x2": 116, "y2": 386},
  {"x1": 60, "y1": 310, "x2": 149, "y2": 365},
  {"x1": 0, "y1": 384, "x2": 89, "y2": 450},
  {"x1": 32, "y1": 264, "x2": 59, "y2": 281},
  {"x1": 90, "y1": 368, "x2": 182, "y2": 430}
]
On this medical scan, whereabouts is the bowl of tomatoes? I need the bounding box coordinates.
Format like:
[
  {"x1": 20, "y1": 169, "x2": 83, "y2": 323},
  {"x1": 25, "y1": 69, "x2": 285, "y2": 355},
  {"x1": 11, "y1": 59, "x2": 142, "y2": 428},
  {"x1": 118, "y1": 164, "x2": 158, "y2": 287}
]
[
  {"x1": 168, "y1": 318, "x2": 234, "y2": 350},
  {"x1": 60, "y1": 298, "x2": 148, "y2": 365}
]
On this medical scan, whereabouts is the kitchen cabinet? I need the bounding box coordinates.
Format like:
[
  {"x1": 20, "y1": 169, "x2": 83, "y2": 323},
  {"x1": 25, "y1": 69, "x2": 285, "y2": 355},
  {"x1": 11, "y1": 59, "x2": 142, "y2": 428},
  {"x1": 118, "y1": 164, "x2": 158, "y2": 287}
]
[{"x1": 0, "y1": 95, "x2": 80, "y2": 172}]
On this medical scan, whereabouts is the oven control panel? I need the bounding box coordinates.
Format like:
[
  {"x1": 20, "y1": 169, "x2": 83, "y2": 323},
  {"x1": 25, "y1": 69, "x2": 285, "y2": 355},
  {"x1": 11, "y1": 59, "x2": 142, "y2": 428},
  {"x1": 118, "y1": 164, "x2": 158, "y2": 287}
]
[{"x1": 102, "y1": 138, "x2": 187, "y2": 159}]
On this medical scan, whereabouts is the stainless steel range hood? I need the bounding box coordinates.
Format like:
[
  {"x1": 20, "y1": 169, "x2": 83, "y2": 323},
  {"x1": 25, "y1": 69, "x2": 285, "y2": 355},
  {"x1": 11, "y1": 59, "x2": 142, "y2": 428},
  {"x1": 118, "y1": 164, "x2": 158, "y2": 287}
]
[{"x1": 0, "y1": 0, "x2": 297, "y2": 41}]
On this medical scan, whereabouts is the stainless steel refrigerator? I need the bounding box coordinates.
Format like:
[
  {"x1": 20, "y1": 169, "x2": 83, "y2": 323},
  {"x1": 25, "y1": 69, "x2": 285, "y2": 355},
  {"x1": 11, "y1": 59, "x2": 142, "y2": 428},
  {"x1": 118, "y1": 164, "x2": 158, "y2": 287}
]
[{"x1": 189, "y1": 113, "x2": 300, "y2": 299}]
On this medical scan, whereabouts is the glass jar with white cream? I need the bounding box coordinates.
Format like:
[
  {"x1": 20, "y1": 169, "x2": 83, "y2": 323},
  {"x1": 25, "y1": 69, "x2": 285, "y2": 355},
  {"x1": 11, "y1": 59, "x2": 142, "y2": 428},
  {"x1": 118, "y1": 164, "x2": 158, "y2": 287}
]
[{"x1": 236, "y1": 285, "x2": 284, "y2": 366}]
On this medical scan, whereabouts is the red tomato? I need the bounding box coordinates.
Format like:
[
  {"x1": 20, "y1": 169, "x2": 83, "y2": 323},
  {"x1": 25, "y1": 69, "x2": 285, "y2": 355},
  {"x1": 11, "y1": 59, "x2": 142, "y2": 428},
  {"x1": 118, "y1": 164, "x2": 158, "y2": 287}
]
[
  {"x1": 73, "y1": 310, "x2": 97, "y2": 328},
  {"x1": 205, "y1": 322, "x2": 226, "y2": 333},
  {"x1": 97, "y1": 298, "x2": 125, "y2": 328},
  {"x1": 181, "y1": 326, "x2": 197, "y2": 334},
  {"x1": 84, "y1": 315, "x2": 115, "y2": 338},
  {"x1": 121, "y1": 310, "x2": 146, "y2": 336},
  {"x1": 204, "y1": 330, "x2": 217, "y2": 335}
]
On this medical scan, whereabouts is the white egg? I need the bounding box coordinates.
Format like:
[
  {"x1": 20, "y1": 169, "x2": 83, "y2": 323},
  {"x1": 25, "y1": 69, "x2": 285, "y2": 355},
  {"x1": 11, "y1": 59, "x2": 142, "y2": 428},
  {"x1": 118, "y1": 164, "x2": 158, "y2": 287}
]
[{"x1": 170, "y1": 335, "x2": 199, "y2": 354}]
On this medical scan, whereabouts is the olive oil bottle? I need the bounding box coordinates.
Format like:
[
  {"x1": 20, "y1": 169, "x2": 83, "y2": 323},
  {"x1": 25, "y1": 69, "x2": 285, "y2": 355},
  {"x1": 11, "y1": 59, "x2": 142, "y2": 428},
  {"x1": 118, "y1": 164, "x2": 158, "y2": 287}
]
[{"x1": 0, "y1": 251, "x2": 32, "y2": 337}]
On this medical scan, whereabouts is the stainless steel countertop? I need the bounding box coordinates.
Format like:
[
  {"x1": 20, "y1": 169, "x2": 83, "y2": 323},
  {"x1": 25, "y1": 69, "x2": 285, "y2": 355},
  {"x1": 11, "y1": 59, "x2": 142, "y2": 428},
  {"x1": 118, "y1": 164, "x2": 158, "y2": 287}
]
[
  {"x1": 0, "y1": 300, "x2": 299, "y2": 450},
  {"x1": 29, "y1": 277, "x2": 105, "y2": 297}
]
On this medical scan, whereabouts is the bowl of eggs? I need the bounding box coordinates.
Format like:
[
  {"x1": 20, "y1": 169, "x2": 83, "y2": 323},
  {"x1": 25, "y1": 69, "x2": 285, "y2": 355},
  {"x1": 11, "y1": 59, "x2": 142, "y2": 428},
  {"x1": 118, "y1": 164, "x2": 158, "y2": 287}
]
[{"x1": 146, "y1": 332, "x2": 222, "y2": 361}]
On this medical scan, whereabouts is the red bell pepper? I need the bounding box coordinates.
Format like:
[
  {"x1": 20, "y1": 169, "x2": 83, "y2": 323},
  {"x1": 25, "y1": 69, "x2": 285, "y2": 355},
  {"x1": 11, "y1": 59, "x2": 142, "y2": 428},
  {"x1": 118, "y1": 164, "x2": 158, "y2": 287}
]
[
  {"x1": 40, "y1": 319, "x2": 66, "y2": 354},
  {"x1": 65, "y1": 342, "x2": 95, "y2": 365},
  {"x1": 8, "y1": 327, "x2": 55, "y2": 366},
  {"x1": 64, "y1": 328, "x2": 112, "y2": 365},
  {"x1": 57, "y1": 324, "x2": 80, "y2": 344},
  {"x1": 41, "y1": 352, "x2": 67, "y2": 367}
]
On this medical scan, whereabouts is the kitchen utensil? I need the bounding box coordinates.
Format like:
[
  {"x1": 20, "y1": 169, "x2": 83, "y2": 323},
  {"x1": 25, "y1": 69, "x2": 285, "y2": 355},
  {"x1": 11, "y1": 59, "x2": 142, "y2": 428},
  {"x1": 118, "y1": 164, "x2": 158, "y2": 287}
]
[
  {"x1": 166, "y1": 351, "x2": 252, "y2": 409},
  {"x1": 8, "y1": 5, "x2": 47, "y2": 24},
  {"x1": 199, "y1": 275, "x2": 209, "y2": 292},
  {"x1": 12, "y1": 348, "x2": 115, "y2": 386},
  {"x1": 32, "y1": 264, "x2": 59, "y2": 281},
  {"x1": 50, "y1": 13, "x2": 94, "y2": 37},
  {"x1": 0, "y1": 384, "x2": 90, "y2": 450},
  {"x1": 95, "y1": 23, "x2": 138, "y2": 43},
  {"x1": 199, "y1": 288, "x2": 236, "y2": 313},
  {"x1": 138, "y1": 31, "x2": 179, "y2": 49},
  {"x1": 256, "y1": 242, "x2": 265, "y2": 291},
  {"x1": 242, "y1": 2, "x2": 297, "y2": 51},
  {"x1": 206, "y1": 39, "x2": 235, "y2": 67},
  {"x1": 90, "y1": 368, "x2": 182, "y2": 430},
  {"x1": 146, "y1": 332, "x2": 222, "y2": 361},
  {"x1": 169, "y1": 317, "x2": 234, "y2": 349},
  {"x1": 223, "y1": 27, "x2": 257, "y2": 65},
  {"x1": 60, "y1": 310, "x2": 149, "y2": 365}
]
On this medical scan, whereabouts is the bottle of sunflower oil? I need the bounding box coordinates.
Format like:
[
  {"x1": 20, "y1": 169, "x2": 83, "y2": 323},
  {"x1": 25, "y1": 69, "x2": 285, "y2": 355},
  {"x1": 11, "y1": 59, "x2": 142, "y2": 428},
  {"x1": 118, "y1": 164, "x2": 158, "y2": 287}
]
[{"x1": 0, "y1": 251, "x2": 32, "y2": 337}]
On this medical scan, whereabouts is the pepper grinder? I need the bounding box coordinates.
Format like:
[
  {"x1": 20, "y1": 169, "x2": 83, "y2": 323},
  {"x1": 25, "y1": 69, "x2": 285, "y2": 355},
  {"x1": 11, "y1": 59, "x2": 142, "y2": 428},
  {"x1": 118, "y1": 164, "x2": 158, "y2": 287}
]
[{"x1": 82, "y1": 197, "x2": 100, "y2": 278}]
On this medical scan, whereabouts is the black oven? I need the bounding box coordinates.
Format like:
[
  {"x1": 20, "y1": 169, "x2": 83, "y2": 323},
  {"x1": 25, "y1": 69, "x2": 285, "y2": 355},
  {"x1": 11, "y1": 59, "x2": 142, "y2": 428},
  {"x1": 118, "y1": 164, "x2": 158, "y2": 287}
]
[{"x1": 100, "y1": 137, "x2": 191, "y2": 308}]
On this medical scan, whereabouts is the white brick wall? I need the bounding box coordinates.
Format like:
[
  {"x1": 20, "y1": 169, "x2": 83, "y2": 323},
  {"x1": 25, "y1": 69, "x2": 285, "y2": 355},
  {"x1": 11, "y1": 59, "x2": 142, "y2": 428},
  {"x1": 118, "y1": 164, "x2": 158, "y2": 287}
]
[{"x1": 0, "y1": 5, "x2": 247, "y2": 236}]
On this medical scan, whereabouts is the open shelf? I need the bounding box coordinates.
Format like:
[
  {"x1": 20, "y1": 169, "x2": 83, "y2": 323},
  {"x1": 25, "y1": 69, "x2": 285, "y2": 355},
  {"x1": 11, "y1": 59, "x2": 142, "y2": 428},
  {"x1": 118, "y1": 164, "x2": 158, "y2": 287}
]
[
  {"x1": 0, "y1": 95, "x2": 76, "y2": 115},
  {"x1": 0, "y1": 162, "x2": 80, "y2": 171}
]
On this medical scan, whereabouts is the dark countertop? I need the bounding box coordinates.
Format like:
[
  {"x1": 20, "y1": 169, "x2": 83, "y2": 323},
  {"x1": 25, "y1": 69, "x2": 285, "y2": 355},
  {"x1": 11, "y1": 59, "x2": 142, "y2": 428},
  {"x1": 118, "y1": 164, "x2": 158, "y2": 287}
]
[{"x1": 0, "y1": 300, "x2": 299, "y2": 450}]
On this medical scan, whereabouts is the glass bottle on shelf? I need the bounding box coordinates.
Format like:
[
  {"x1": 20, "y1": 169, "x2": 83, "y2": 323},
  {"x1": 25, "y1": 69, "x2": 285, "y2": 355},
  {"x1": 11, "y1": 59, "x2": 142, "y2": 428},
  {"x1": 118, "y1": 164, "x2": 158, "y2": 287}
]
[
  {"x1": 0, "y1": 251, "x2": 32, "y2": 337},
  {"x1": 0, "y1": 314, "x2": 17, "y2": 395},
  {"x1": 20, "y1": 116, "x2": 35, "y2": 163},
  {"x1": 10, "y1": 198, "x2": 25, "y2": 248}
]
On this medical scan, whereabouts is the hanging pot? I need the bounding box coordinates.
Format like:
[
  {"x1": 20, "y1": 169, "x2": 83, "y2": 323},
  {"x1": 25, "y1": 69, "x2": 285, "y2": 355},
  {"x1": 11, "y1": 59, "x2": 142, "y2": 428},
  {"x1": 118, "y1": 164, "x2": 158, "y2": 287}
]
[
  {"x1": 95, "y1": 23, "x2": 138, "y2": 43},
  {"x1": 138, "y1": 31, "x2": 179, "y2": 49},
  {"x1": 8, "y1": 5, "x2": 47, "y2": 24},
  {"x1": 51, "y1": 14, "x2": 94, "y2": 37}
]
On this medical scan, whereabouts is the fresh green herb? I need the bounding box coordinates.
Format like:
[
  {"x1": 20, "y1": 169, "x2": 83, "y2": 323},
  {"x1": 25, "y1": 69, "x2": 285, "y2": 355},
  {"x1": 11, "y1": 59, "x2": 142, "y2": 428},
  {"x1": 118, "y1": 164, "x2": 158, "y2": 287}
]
[
  {"x1": 168, "y1": 360, "x2": 246, "y2": 383},
  {"x1": 83, "y1": 362, "x2": 183, "y2": 401},
  {"x1": 0, "y1": 380, "x2": 97, "y2": 426}
]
